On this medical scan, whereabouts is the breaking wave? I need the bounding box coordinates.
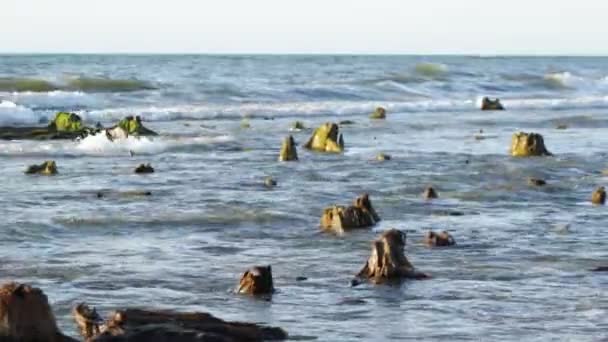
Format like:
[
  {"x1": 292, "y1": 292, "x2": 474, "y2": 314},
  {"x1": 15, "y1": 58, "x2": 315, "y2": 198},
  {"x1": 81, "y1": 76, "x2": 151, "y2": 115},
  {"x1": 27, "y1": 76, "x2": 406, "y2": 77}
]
[
  {"x1": 414, "y1": 62, "x2": 449, "y2": 78},
  {"x1": 0, "y1": 133, "x2": 235, "y2": 157},
  {"x1": 0, "y1": 100, "x2": 39, "y2": 125},
  {"x1": 6, "y1": 91, "x2": 100, "y2": 110}
]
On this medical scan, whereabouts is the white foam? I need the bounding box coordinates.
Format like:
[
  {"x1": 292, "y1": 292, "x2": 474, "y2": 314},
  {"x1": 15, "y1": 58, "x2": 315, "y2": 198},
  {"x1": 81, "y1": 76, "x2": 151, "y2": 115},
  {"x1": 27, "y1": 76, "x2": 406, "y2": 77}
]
[
  {"x1": 0, "y1": 100, "x2": 40, "y2": 125},
  {"x1": 7, "y1": 91, "x2": 100, "y2": 109},
  {"x1": 543, "y1": 72, "x2": 584, "y2": 89},
  {"x1": 75, "y1": 133, "x2": 168, "y2": 155}
]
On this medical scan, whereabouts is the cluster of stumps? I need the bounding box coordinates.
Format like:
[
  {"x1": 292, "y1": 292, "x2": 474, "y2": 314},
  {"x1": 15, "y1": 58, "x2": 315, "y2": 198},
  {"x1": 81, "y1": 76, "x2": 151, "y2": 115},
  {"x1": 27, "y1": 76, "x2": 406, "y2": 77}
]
[{"x1": 5, "y1": 98, "x2": 607, "y2": 341}]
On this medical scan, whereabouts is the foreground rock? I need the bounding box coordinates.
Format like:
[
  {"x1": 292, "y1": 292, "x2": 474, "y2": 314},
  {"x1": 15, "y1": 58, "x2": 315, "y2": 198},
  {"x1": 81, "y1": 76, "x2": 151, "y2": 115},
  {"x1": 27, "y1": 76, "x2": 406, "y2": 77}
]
[
  {"x1": 304, "y1": 122, "x2": 344, "y2": 153},
  {"x1": 236, "y1": 266, "x2": 275, "y2": 295},
  {"x1": 25, "y1": 160, "x2": 58, "y2": 175},
  {"x1": 320, "y1": 194, "x2": 380, "y2": 234},
  {"x1": 134, "y1": 164, "x2": 154, "y2": 174},
  {"x1": 0, "y1": 282, "x2": 77, "y2": 341},
  {"x1": 369, "y1": 107, "x2": 386, "y2": 119},
  {"x1": 481, "y1": 97, "x2": 505, "y2": 110},
  {"x1": 424, "y1": 230, "x2": 456, "y2": 247},
  {"x1": 355, "y1": 229, "x2": 429, "y2": 284},
  {"x1": 591, "y1": 186, "x2": 606, "y2": 205},
  {"x1": 73, "y1": 303, "x2": 287, "y2": 341},
  {"x1": 278, "y1": 135, "x2": 298, "y2": 161},
  {"x1": 510, "y1": 132, "x2": 552, "y2": 157}
]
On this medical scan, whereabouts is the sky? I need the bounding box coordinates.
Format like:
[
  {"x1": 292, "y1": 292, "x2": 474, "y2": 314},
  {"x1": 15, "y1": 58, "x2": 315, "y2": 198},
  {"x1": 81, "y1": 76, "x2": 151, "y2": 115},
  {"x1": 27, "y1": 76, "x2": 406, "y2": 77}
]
[{"x1": 2, "y1": 0, "x2": 608, "y2": 55}]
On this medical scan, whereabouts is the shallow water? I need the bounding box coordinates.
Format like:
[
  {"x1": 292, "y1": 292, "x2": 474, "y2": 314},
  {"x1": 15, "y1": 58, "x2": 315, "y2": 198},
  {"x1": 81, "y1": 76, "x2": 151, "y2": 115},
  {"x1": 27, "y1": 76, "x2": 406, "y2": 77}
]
[{"x1": 0, "y1": 55, "x2": 607, "y2": 341}]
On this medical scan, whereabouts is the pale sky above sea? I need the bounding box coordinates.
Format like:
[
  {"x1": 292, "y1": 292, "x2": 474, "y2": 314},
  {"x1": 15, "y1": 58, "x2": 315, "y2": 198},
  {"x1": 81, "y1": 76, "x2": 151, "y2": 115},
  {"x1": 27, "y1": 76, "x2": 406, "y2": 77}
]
[{"x1": 2, "y1": 0, "x2": 607, "y2": 55}]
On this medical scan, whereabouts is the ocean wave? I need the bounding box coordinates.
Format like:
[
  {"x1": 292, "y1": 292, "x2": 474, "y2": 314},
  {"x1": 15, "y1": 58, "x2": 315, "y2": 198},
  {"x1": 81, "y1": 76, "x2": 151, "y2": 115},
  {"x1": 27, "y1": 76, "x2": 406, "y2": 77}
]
[
  {"x1": 0, "y1": 100, "x2": 40, "y2": 125},
  {"x1": 6, "y1": 90, "x2": 100, "y2": 110},
  {"x1": 414, "y1": 62, "x2": 449, "y2": 78},
  {"x1": 66, "y1": 77, "x2": 156, "y2": 92},
  {"x1": 0, "y1": 76, "x2": 156, "y2": 93},
  {"x1": 542, "y1": 72, "x2": 583, "y2": 90}
]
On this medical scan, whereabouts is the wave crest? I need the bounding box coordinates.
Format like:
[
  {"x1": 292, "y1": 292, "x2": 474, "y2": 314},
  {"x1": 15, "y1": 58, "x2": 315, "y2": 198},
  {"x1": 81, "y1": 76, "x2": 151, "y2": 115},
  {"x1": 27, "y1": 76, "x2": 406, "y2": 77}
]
[
  {"x1": 414, "y1": 62, "x2": 449, "y2": 78},
  {"x1": 0, "y1": 76, "x2": 155, "y2": 93},
  {"x1": 0, "y1": 100, "x2": 39, "y2": 125},
  {"x1": 66, "y1": 77, "x2": 156, "y2": 92}
]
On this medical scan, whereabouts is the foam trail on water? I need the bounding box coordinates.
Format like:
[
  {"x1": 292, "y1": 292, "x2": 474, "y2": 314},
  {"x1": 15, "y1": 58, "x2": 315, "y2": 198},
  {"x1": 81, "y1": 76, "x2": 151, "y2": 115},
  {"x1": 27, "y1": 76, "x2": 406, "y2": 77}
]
[
  {"x1": 75, "y1": 133, "x2": 166, "y2": 155},
  {"x1": 0, "y1": 133, "x2": 235, "y2": 157}
]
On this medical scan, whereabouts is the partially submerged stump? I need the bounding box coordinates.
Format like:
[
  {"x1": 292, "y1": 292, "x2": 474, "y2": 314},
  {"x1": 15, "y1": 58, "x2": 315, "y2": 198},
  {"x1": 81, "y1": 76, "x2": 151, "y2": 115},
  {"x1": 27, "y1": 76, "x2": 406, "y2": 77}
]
[
  {"x1": 134, "y1": 163, "x2": 154, "y2": 174},
  {"x1": 236, "y1": 266, "x2": 275, "y2": 295},
  {"x1": 278, "y1": 135, "x2": 298, "y2": 161},
  {"x1": 289, "y1": 121, "x2": 306, "y2": 131},
  {"x1": 510, "y1": 132, "x2": 552, "y2": 157},
  {"x1": 264, "y1": 177, "x2": 277, "y2": 188},
  {"x1": 73, "y1": 303, "x2": 287, "y2": 341},
  {"x1": 304, "y1": 122, "x2": 344, "y2": 153},
  {"x1": 25, "y1": 160, "x2": 58, "y2": 175},
  {"x1": 0, "y1": 282, "x2": 76, "y2": 342},
  {"x1": 424, "y1": 230, "x2": 456, "y2": 247},
  {"x1": 591, "y1": 186, "x2": 606, "y2": 205},
  {"x1": 481, "y1": 97, "x2": 505, "y2": 111},
  {"x1": 376, "y1": 153, "x2": 391, "y2": 161},
  {"x1": 369, "y1": 107, "x2": 386, "y2": 120},
  {"x1": 320, "y1": 194, "x2": 380, "y2": 234},
  {"x1": 423, "y1": 186, "x2": 438, "y2": 199},
  {"x1": 356, "y1": 229, "x2": 429, "y2": 284}
]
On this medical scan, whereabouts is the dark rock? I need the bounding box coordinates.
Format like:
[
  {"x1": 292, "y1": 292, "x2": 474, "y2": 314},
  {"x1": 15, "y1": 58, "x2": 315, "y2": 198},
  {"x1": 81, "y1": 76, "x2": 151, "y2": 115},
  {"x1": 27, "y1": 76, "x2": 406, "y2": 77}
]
[
  {"x1": 134, "y1": 164, "x2": 154, "y2": 174},
  {"x1": 73, "y1": 303, "x2": 287, "y2": 342},
  {"x1": 481, "y1": 97, "x2": 505, "y2": 110}
]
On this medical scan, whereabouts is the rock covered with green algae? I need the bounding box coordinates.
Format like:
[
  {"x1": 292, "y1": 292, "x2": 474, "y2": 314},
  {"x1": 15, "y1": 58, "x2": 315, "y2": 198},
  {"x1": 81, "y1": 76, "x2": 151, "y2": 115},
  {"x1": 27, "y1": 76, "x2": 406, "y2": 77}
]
[
  {"x1": 369, "y1": 107, "x2": 386, "y2": 119},
  {"x1": 25, "y1": 160, "x2": 58, "y2": 175},
  {"x1": 304, "y1": 122, "x2": 344, "y2": 153},
  {"x1": 116, "y1": 116, "x2": 158, "y2": 136},
  {"x1": 510, "y1": 132, "x2": 552, "y2": 157},
  {"x1": 0, "y1": 111, "x2": 96, "y2": 141},
  {"x1": 48, "y1": 112, "x2": 84, "y2": 132},
  {"x1": 320, "y1": 194, "x2": 380, "y2": 234},
  {"x1": 278, "y1": 135, "x2": 298, "y2": 161}
]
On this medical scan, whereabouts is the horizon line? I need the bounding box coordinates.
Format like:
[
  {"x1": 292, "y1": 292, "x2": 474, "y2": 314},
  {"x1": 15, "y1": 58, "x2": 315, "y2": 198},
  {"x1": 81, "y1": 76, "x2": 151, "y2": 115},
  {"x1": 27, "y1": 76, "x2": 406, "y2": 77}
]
[{"x1": 2, "y1": 52, "x2": 608, "y2": 58}]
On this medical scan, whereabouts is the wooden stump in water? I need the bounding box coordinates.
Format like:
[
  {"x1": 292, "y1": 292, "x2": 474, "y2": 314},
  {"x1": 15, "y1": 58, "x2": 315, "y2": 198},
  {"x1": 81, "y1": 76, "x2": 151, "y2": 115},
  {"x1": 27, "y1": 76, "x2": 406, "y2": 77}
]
[{"x1": 356, "y1": 229, "x2": 429, "y2": 284}]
